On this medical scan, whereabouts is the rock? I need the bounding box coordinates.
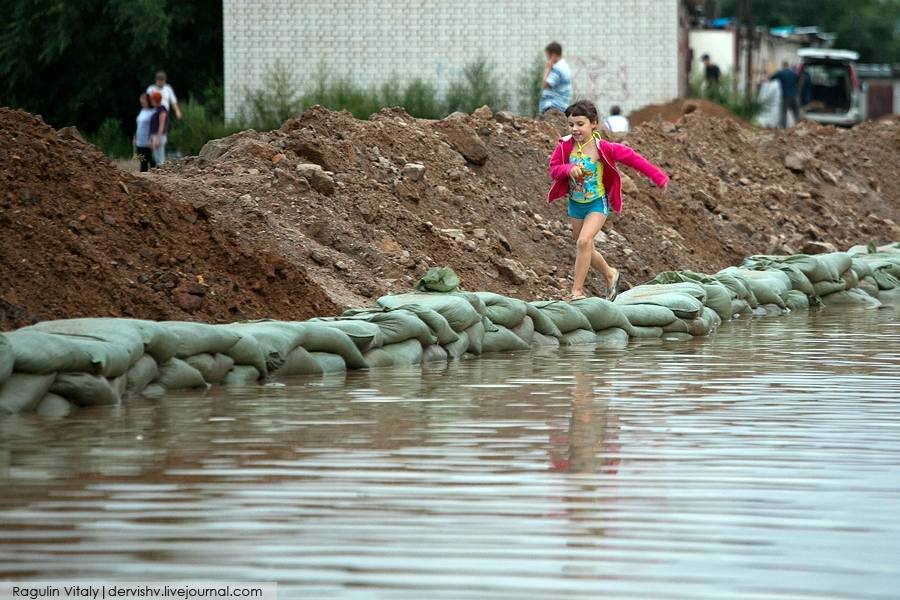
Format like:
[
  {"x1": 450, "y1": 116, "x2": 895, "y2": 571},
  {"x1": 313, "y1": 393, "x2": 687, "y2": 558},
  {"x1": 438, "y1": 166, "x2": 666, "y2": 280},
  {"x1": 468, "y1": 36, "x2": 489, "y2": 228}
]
[
  {"x1": 56, "y1": 126, "x2": 85, "y2": 143},
  {"x1": 495, "y1": 258, "x2": 528, "y2": 285},
  {"x1": 473, "y1": 228, "x2": 487, "y2": 240},
  {"x1": 174, "y1": 292, "x2": 203, "y2": 312},
  {"x1": 296, "y1": 163, "x2": 335, "y2": 195},
  {"x1": 310, "y1": 249, "x2": 330, "y2": 265},
  {"x1": 473, "y1": 105, "x2": 493, "y2": 120},
  {"x1": 494, "y1": 110, "x2": 516, "y2": 124},
  {"x1": 802, "y1": 240, "x2": 838, "y2": 255},
  {"x1": 272, "y1": 153, "x2": 285, "y2": 164},
  {"x1": 401, "y1": 163, "x2": 426, "y2": 182},
  {"x1": 497, "y1": 234, "x2": 512, "y2": 253},
  {"x1": 334, "y1": 260, "x2": 349, "y2": 272},
  {"x1": 435, "y1": 185, "x2": 451, "y2": 200},
  {"x1": 432, "y1": 121, "x2": 489, "y2": 166},
  {"x1": 819, "y1": 167, "x2": 840, "y2": 185},
  {"x1": 739, "y1": 177, "x2": 751, "y2": 186},
  {"x1": 784, "y1": 152, "x2": 807, "y2": 171},
  {"x1": 247, "y1": 168, "x2": 260, "y2": 175},
  {"x1": 620, "y1": 172, "x2": 638, "y2": 194},
  {"x1": 444, "y1": 111, "x2": 469, "y2": 121}
]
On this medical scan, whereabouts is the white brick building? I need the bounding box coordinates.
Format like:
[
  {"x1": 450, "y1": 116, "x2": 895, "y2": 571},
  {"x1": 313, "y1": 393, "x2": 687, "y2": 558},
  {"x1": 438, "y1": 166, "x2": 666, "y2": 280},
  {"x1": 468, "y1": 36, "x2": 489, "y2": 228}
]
[{"x1": 223, "y1": 0, "x2": 682, "y2": 122}]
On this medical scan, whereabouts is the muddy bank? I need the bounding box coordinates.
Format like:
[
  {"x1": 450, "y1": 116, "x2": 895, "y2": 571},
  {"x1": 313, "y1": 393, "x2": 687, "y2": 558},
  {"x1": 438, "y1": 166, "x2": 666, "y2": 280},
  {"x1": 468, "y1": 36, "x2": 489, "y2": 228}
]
[{"x1": 2, "y1": 104, "x2": 899, "y2": 328}]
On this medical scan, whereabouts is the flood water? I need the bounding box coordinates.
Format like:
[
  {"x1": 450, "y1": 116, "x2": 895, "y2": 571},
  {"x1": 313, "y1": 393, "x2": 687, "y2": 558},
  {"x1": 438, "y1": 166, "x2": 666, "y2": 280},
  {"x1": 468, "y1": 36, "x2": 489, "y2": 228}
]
[{"x1": 1, "y1": 306, "x2": 900, "y2": 599}]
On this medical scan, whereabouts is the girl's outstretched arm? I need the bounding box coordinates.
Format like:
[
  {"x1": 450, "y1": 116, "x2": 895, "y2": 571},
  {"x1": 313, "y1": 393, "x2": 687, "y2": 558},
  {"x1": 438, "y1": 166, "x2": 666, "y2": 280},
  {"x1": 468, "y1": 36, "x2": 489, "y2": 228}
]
[
  {"x1": 549, "y1": 143, "x2": 573, "y2": 181},
  {"x1": 609, "y1": 143, "x2": 669, "y2": 188}
]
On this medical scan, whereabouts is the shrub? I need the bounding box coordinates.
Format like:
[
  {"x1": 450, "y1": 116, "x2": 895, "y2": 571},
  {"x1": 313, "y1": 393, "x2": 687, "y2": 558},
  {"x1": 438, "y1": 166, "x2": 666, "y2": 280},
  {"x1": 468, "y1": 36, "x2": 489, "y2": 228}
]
[
  {"x1": 517, "y1": 55, "x2": 545, "y2": 117},
  {"x1": 445, "y1": 58, "x2": 508, "y2": 114},
  {"x1": 168, "y1": 99, "x2": 241, "y2": 157},
  {"x1": 89, "y1": 118, "x2": 132, "y2": 159},
  {"x1": 689, "y1": 73, "x2": 769, "y2": 121}
]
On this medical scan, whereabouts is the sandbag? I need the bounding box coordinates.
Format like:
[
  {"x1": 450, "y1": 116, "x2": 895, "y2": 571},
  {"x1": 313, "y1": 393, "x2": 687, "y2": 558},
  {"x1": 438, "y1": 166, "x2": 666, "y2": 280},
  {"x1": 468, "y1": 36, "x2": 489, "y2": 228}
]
[
  {"x1": 50, "y1": 373, "x2": 125, "y2": 407},
  {"x1": 714, "y1": 272, "x2": 756, "y2": 306},
  {"x1": 24, "y1": 320, "x2": 144, "y2": 370},
  {"x1": 648, "y1": 271, "x2": 733, "y2": 320},
  {"x1": 415, "y1": 266, "x2": 460, "y2": 292},
  {"x1": 474, "y1": 292, "x2": 528, "y2": 328},
  {"x1": 681, "y1": 307, "x2": 720, "y2": 337},
  {"x1": 529, "y1": 301, "x2": 592, "y2": 333},
  {"x1": 363, "y1": 339, "x2": 424, "y2": 367},
  {"x1": 462, "y1": 319, "x2": 485, "y2": 355},
  {"x1": 481, "y1": 323, "x2": 531, "y2": 353},
  {"x1": 812, "y1": 279, "x2": 847, "y2": 297},
  {"x1": 841, "y1": 268, "x2": 859, "y2": 290},
  {"x1": 776, "y1": 254, "x2": 838, "y2": 283},
  {"x1": 35, "y1": 393, "x2": 74, "y2": 417},
  {"x1": 619, "y1": 304, "x2": 678, "y2": 327},
  {"x1": 858, "y1": 276, "x2": 879, "y2": 297},
  {"x1": 614, "y1": 287, "x2": 704, "y2": 320},
  {"x1": 309, "y1": 318, "x2": 384, "y2": 352},
  {"x1": 510, "y1": 316, "x2": 535, "y2": 345},
  {"x1": 4, "y1": 331, "x2": 98, "y2": 375},
  {"x1": 156, "y1": 358, "x2": 208, "y2": 390},
  {"x1": 531, "y1": 331, "x2": 561, "y2": 348},
  {"x1": 629, "y1": 326, "x2": 664, "y2": 339},
  {"x1": 162, "y1": 322, "x2": 241, "y2": 357},
  {"x1": 292, "y1": 323, "x2": 368, "y2": 369},
  {"x1": 222, "y1": 365, "x2": 262, "y2": 385},
  {"x1": 376, "y1": 306, "x2": 458, "y2": 345},
  {"x1": 452, "y1": 292, "x2": 489, "y2": 317},
  {"x1": 719, "y1": 268, "x2": 790, "y2": 308},
  {"x1": 818, "y1": 253, "x2": 853, "y2": 281},
  {"x1": 272, "y1": 346, "x2": 322, "y2": 377},
  {"x1": 348, "y1": 311, "x2": 435, "y2": 346},
  {"x1": 730, "y1": 298, "x2": 751, "y2": 316},
  {"x1": 310, "y1": 352, "x2": 347, "y2": 373},
  {"x1": 0, "y1": 372, "x2": 55, "y2": 414},
  {"x1": 594, "y1": 328, "x2": 629, "y2": 349},
  {"x1": 0, "y1": 334, "x2": 13, "y2": 386},
  {"x1": 850, "y1": 258, "x2": 874, "y2": 279},
  {"x1": 376, "y1": 293, "x2": 481, "y2": 332},
  {"x1": 225, "y1": 334, "x2": 269, "y2": 376},
  {"x1": 422, "y1": 344, "x2": 449, "y2": 364},
  {"x1": 782, "y1": 290, "x2": 810, "y2": 311},
  {"x1": 570, "y1": 297, "x2": 634, "y2": 334},
  {"x1": 560, "y1": 328, "x2": 599, "y2": 346},
  {"x1": 125, "y1": 354, "x2": 160, "y2": 394},
  {"x1": 524, "y1": 304, "x2": 563, "y2": 338},
  {"x1": 820, "y1": 288, "x2": 881, "y2": 308},
  {"x1": 443, "y1": 330, "x2": 469, "y2": 359},
  {"x1": 184, "y1": 353, "x2": 234, "y2": 384},
  {"x1": 25, "y1": 318, "x2": 178, "y2": 364},
  {"x1": 226, "y1": 321, "x2": 309, "y2": 370}
]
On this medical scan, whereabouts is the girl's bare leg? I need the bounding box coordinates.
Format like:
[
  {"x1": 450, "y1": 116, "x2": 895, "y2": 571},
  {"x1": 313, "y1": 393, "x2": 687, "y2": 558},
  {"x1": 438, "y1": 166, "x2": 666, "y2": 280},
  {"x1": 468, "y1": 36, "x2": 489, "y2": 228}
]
[{"x1": 570, "y1": 212, "x2": 616, "y2": 296}]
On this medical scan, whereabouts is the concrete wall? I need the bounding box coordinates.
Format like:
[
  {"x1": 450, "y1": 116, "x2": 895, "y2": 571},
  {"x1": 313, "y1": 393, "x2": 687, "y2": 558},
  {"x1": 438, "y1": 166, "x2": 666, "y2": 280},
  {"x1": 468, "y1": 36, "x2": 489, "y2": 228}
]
[
  {"x1": 689, "y1": 30, "x2": 735, "y2": 79},
  {"x1": 223, "y1": 0, "x2": 680, "y2": 122}
]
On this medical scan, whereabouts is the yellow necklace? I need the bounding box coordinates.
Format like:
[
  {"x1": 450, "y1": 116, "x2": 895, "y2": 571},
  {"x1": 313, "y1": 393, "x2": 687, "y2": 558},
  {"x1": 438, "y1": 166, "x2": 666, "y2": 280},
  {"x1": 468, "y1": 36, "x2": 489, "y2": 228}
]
[{"x1": 574, "y1": 133, "x2": 596, "y2": 157}]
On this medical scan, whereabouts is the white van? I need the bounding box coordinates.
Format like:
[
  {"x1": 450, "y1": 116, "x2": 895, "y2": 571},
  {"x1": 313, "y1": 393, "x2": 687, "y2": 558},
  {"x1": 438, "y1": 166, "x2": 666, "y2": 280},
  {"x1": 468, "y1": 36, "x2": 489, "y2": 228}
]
[{"x1": 798, "y1": 48, "x2": 864, "y2": 126}]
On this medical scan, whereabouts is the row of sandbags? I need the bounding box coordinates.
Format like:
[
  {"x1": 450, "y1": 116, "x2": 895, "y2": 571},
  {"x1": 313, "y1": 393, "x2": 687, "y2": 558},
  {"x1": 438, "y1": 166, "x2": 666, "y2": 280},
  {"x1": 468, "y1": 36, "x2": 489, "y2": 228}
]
[{"x1": 1, "y1": 244, "x2": 898, "y2": 416}]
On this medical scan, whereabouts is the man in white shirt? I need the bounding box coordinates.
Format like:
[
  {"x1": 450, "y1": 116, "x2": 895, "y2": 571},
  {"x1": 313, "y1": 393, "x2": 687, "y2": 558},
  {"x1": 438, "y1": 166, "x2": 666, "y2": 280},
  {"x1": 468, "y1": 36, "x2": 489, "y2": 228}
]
[
  {"x1": 602, "y1": 105, "x2": 630, "y2": 134},
  {"x1": 146, "y1": 71, "x2": 182, "y2": 120}
]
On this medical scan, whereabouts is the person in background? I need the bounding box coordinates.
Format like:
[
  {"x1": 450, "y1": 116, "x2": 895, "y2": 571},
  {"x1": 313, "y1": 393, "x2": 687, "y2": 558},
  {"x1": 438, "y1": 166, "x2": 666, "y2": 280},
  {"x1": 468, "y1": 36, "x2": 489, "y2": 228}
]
[
  {"x1": 540, "y1": 42, "x2": 573, "y2": 115},
  {"x1": 146, "y1": 70, "x2": 182, "y2": 121},
  {"x1": 701, "y1": 54, "x2": 721, "y2": 91},
  {"x1": 133, "y1": 93, "x2": 156, "y2": 172},
  {"x1": 148, "y1": 91, "x2": 168, "y2": 167},
  {"x1": 602, "y1": 105, "x2": 630, "y2": 134},
  {"x1": 770, "y1": 60, "x2": 801, "y2": 128}
]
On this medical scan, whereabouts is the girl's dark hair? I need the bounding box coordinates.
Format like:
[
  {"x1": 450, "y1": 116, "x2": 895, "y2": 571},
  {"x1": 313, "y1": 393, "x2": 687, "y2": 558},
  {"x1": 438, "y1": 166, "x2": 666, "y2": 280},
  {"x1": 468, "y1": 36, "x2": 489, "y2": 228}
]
[{"x1": 564, "y1": 100, "x2": 598, "y2": 121}]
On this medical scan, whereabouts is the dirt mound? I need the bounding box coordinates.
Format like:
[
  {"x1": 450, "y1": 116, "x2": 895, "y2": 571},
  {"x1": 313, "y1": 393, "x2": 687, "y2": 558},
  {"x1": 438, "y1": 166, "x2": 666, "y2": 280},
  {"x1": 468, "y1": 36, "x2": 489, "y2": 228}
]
[
  {"x1": 0, "y1": 108, "x2": 337, "y2": 329},
  {"x1": 629, "y1": 97, "x2": 751, "y2": 128},
  {"x1": 3, "y1": 104, "x2": 900, "y2": 328}
]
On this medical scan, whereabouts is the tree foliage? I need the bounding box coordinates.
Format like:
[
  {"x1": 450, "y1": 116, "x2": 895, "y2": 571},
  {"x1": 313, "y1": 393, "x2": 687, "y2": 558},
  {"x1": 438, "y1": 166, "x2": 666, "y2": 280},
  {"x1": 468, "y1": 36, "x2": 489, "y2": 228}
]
[{"x1": 0, "y1": 0, "x2": 222, "y2": 132}]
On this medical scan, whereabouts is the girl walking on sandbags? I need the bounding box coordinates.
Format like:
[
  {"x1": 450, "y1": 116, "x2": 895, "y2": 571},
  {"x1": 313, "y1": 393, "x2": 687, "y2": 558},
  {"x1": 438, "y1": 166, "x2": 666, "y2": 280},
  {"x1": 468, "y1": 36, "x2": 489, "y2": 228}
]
[{"x1": 547, "y1": 100, "x2": 669, "y2": 300}]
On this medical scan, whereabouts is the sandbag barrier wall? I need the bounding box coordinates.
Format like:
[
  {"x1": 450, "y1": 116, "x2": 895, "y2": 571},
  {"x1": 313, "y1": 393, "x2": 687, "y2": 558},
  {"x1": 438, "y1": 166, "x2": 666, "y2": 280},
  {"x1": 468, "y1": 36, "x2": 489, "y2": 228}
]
[{"x1": 2, "y1": 244, "x2": 899, "y2": 416}]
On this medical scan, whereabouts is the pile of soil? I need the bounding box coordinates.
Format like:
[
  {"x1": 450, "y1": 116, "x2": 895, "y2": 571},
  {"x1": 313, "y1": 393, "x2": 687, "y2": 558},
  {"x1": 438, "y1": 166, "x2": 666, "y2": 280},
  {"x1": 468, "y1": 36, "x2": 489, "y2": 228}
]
[
  {"x1": 3, "y1": 103, "x2": 899, "y2": 330},
  {"x1": 629, "y1": 97, "x2": 751, "y2": 128},
  {"x1": 0, "y1": 109, "x2": 337, "y2": 329}
]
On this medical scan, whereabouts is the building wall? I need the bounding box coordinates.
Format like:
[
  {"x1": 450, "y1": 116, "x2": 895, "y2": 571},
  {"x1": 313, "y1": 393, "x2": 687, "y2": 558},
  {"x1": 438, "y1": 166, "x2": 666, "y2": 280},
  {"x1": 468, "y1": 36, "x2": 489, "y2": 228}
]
[
  {"x1": 223, "y1": 0, "x2": 680, "y2": 122},
  {"x1": 689, "y1": 30, "x2": 735, "y2": 80}
]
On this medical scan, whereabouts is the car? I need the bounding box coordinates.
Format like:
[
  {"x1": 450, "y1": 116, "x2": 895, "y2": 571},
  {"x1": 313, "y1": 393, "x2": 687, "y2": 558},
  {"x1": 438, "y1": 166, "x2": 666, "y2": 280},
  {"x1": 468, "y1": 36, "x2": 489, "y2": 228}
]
[{"x1": 798, "y1": 48, "x2": 863, "y2": 126}]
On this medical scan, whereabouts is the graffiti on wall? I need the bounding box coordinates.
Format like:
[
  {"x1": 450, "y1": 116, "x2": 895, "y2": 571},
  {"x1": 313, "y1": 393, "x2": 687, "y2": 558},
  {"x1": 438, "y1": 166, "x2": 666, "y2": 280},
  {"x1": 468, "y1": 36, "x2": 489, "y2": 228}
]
[{"x1": 571, "y1": 56, "x2": 630, "y2": 109}]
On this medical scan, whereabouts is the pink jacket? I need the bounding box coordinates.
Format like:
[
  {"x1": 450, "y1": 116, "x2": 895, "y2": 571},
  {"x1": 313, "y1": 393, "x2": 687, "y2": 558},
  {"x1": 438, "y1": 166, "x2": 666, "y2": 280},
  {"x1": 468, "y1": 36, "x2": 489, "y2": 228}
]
[{"x1": 547, "y1": 135, "x2": 669, "y2": 213}]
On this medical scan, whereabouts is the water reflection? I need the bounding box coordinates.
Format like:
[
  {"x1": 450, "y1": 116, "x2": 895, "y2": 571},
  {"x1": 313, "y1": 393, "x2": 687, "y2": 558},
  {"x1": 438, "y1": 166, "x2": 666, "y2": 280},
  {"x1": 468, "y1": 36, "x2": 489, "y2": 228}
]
[{"x1": 1, "y1": 306, "x2": 899, "y2": 598}]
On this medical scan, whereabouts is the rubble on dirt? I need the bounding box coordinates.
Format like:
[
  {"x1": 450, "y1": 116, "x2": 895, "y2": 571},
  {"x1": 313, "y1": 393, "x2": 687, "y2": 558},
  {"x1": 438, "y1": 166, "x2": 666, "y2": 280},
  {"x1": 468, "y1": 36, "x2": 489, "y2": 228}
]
[{"x1": 2, "y1": 102, "x2": 899, "y2": 329}]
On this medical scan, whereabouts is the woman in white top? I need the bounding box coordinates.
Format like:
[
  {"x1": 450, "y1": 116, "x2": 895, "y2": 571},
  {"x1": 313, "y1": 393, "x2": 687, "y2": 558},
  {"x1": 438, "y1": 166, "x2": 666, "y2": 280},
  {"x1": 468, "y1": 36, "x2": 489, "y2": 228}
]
[{"x1": 146, "y1": 70, "x2": 182, "y2": 120}]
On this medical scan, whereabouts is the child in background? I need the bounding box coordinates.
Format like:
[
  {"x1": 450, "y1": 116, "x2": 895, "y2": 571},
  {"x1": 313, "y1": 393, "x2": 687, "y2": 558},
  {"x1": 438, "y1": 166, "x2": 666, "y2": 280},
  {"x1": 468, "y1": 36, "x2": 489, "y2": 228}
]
[
  {"x1": 133, "y1": 94, "x2": 156, "y2": 172},
  {"x1": 547, "y1": 100, "x2": 669, "y2": 300},
  {"x1": 148, "y1": 91, "x2": 168, "y2": 167}
]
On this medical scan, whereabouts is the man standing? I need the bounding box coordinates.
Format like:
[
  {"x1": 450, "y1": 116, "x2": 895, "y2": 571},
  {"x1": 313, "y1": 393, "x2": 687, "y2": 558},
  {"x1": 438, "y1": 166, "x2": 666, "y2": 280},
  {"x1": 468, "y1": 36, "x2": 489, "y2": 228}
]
[
  {"x1": 770, "y1": 61, "x2": 801, "y2": 128},
  {"x1": 701, "y1": 54, "x2": 721, "y2": 91},
  {"x1": 540, "y1": 42, "x2": 572, "y2": 115},
  {"x1": 146, "y1": 70, "x2": 182, "y2": 121}
]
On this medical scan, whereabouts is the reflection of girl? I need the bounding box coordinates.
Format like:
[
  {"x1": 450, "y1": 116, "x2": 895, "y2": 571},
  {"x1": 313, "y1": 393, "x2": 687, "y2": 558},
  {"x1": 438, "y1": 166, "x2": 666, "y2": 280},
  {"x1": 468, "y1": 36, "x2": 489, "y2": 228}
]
[{"x1": 548, "y1": 373, "x2": 620, "y2": 474}]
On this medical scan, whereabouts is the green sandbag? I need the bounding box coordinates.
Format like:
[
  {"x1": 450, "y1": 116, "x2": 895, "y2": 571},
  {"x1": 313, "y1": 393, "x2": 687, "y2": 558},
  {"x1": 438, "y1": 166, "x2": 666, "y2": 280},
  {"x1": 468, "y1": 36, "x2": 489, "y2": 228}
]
[
  {"x1": 818, "y1": 253, "x2": 853, "y2": 280},
  {"x1": 162, "y1": 322, "x2": 241, "y2": 357},
  {"x1": 841, "y1": 269, "x2": 859, "y2": 290},
  {"x1": 463, "y1": 319, "x2": 485, "y2": 355},
  {"x1": 310, "y1": 352, "x2": 347, "y2": 373},
  {"x1": 820, "y1": 288, "x2": 881, "y2": 308},
  {"x1": 510, "y1": 316, "x2": 535, "y2": 345},
  {"x1": 871, "y1": 268, "x2": 900, "y2": 290},
  {"x1": 481, "y1": 323, "x2": 531, "y2": 353},
  {"x1": 529, "y1": 301, "x2": 592, "y2": 333},
  {"x1": 813, "y1": 279, "x2": 847, "y2": 297},
  {"x1": 850, "y1": 258, "x2": 873, "y2": 279},
  {"x1": 629, "y1": 326, "x2": 664, "y2": 339},
  {"x1": 858, "y1": 276, "x2": 879, "y2": 297},
  {"x1": 25, "y1": 318, "x2": 178, "y2": 364},
  {"x1": 422, "y1": 344, "x2": 448, "y2": 364},
  {"x1": 474, "y1": 292, "x2": 528, "y2": 328},
  {"x1": 687, "y1": 307, "x2": 721, "y2": 336},
  {"x1": 531, "y1": 331, "x2": 561, "y2": 348},
  {"x1": 560, "y1": 328, "x2": 598, "y2": 346},
  {"x1": 524, "y1": 304, "x2": 563, "y2": 338},
  {"x1": 452, "y1": 292, "x2": 489, "y2": 317},
  {"x1": 648, "y1": 271, "x2": 732, "y2": 319},
  {"x1": 50, "y1": 373, "x2": 125, "y2": 406},
  {"x1": 126, "y1": 354, "x2": 160, "y2": 394},
  {"x1": 363, "y1": 339, "x2": 424, "y2": 367},
  {"x1": 24, "y1": 319, "x2": 145, "y2": 368},
  {"x1": 226, "y1": 322, "x2": 309, "y2": 370},
  {"x1": 4, "y1": 330, "x2": 102, "y2": 375},
  {"x1": 730, "y1": 298, "x2": 751, "y2": 316},
  {"x1": 156, "y1": 358, "x2": 208, "y2": 390},
  {"x1": 222, "y1": 365, "x2": 262, "y2": 385},
  {"x1": 292, "y1": 323, "x2": 368, "y2": 369},
  {"x1": 633, "y1": 281, "x2": 708, "y2": 303},
  {"x1": 595, "y1": 327, "x2": 629, "y2": 349},
  {"x1": 225, "y1": 334, "x2": 269, "y2": 376},
  {"x1": 619, "y1": 303, "x2": 678, "y2": 327},
  {"x1": 878, "y1": 287, "x2": 900, "y2": 305},
  {"x1": 272, "y1": 346, "x2": 322, "y2": 377},
  {"x1": 376, "y1": 293, "x2": 481, "y2": 332},
  {"x1": 185, "y1": 353, "x2": 234, "y2": 384},
  {"x1": 847, "y1": 244, "x2": 870, "y2": 256},
  {"x1": 0, "y1": 373, "x2": 55, "y2": 414},
  {"x1": 443, "y1": 330, "x2": 469, "y2": 359},
  {"x1": 719, "y1": 268, "x2": 789, "y2": 308},
  {"x1": 614, "y1": 287, "x2": 703, "y2": 320},
  {"x1": 415, "y1": 266, "x2": 460, "y2": 292},
  {"x1": 757, "y1": 304, "x2": 786, "y2": 316},
  {"x1": 0, "y1": 334, "x2": 13, "y2": 386},
  {"x1": 743, "y1": 256, "x2": 817, "y2": 294},
  {"x1": 363, "y1": 306, "x2": 460, "y2": 345},
  {"x1": 309, "y1": 318, "x2": 384, "y2": 351},
  {"x1": 776, "y1": 254, "x2": 838, "y2": 283},
  {"x1": 782, "y1": 290, "x2": 810, "y2": 311},
  {"x1": 347, "y1": 311, "x2": 435, "y2": 346},
  {"x1": 570, "y1": 297, "x2": 635, "y2": 334},
  {"x1": 713, "y1": 272, "x2": 755, "y2": 305},
  {"x1": 35, "y1": 393, "x2": 74, "y2": 417}
]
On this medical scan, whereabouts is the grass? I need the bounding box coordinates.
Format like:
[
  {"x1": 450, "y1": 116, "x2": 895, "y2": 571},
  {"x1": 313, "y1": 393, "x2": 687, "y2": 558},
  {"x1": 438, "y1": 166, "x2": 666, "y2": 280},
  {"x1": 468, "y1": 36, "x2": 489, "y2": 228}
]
[{"x1": 688, "y1": 73, "x2": 769, "y2": 121}]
